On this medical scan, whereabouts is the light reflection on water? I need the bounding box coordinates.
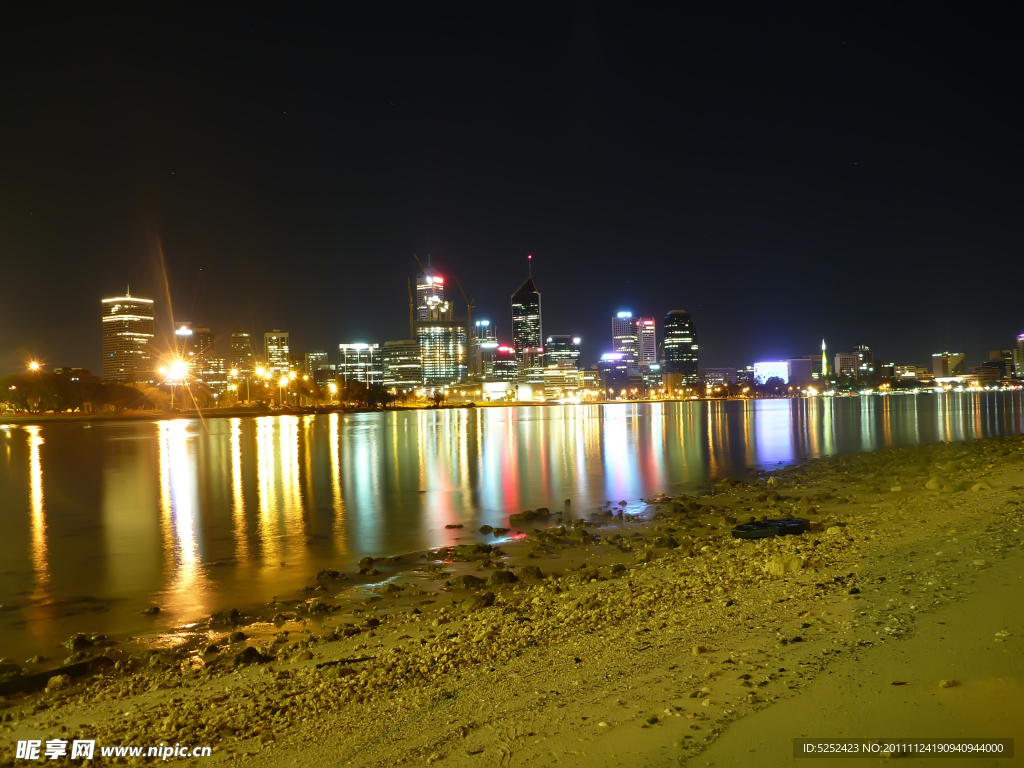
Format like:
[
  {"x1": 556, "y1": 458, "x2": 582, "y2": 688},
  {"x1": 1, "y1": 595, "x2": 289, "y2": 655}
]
[{"x1": 2, "y1": 392, "x2": 1024, "y2": 657}]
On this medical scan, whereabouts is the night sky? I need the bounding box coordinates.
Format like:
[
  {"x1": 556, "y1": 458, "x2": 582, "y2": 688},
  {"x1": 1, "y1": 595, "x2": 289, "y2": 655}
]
[{"x1": 2, "y1": 4, "x2": 1022, "y2": 375}]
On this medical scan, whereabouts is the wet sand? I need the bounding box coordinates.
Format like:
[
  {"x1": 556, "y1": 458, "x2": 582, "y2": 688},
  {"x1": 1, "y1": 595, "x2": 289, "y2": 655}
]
[{"x1": 0, "y1": 434, "x2": 1022, "y2": 766}]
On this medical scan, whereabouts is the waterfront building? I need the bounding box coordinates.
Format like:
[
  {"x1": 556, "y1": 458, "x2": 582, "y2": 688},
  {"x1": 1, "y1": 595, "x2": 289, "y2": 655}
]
[
  {"x1": 173, "y1": 322, "x2": 214, "y2": 364},
  {"x1": 641, "y1": 363, "x2": 663, "y2": 394},
  {"x1": 338, "y1": 343, "x2": 382, "y2": 384},
  {"x1": 637, "y1": 317, "x2": 656, "y2": 367},
  {"x1": 545, "y1": 335, "x2": 581, "y2": 368},
  {"x1": 598, "y1": 353, "x2": 642, "y2": 398},
  {"x1": 312, "y1": 366, "x2": 337, "y2": 386},
  {"x1": 931, "y1": 351, "x2": 965, "y2": 379},
  {"x1": 753, "y1": 361, "x2": 789, "y2": 384},
  {"x1": 196, "y1": 356, "x2": 228, "y2": 393},
  {"x1": 511, "y1": 269, "x2": 543, "y2": 385},
  {"x1": 416, "y1": 264, "x2": 445, "y2": 320},
  {"x1": 230, "y1": 331, "x2": 254, "y2": 374},
  {"x1": 305, "y1": 350, "x2": 330, "y2": 376},
  {"x1": 264, "y1": 331, "x2": 290, "y2": 374},
  {"x1": 703, "y1": 367, "x2": 737, "y2": 385},
  {"x1": 736, "y1": 366, "x2": 756, "y2": 384},
  {"x1": 382, "y1": 340, "x2": 423, "y2": 392},
  {"x1": 486, "y1": 346, "x2": 518, "y2": 382},
  {"x1": 662, "y1": 310, "x2": 699, "y2": 383},
  {"x1": 417, "y1": 300, "x2": 468, "y2": 386},
  {"x1": 788, "y1": 358, "x2": 815, "y2": 386},
  {"x1": 834, "y1": 352, "x2": 858, "y2": 378},
  {"x1": 611, "y1": 312, "x2": 638, "y2": 364},
  {"x1": 543, "y1": 361, "x2": 582, "y2": 401},
  {"x1": 101, "y1": 288, "x2": 155, "y2": 383},
  {"x1": 1014, "y1": 334, "x2": 1024, "y2": 377},
  {"x1": 472, "y1": 320, "x2": 498, "y2": 377},
  {"x1": 854, "y1": 344, "x2": 874, "y2": 380}
]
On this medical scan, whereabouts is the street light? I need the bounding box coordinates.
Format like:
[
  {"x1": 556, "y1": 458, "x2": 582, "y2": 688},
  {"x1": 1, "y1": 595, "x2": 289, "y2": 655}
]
[
  {"x1": 278, "y1": 375, "x2": 288, "y2": 406},
  {"x1": 28, "y1": 361, "x2": 40, "y2": 372}
]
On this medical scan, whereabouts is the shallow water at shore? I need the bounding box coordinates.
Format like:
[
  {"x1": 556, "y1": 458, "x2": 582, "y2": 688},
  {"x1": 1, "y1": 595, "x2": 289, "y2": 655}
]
[{"x1": 1, "y1": 393, "x2": 1023, "y2": 661}]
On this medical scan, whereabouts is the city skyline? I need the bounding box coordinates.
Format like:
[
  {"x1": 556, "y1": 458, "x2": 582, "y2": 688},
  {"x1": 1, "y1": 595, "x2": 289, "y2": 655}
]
[{"x1": 2, "y1": 6, "x2": 1022, "y2": 376}]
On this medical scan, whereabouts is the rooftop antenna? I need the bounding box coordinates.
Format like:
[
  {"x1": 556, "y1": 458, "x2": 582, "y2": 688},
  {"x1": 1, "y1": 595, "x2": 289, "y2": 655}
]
[
  {"x1": 126, "y1": 282, "x2": 131, "y2": 297},
  {"x1": 527, "y1": 254, "x2": 532, "y2": 277}
]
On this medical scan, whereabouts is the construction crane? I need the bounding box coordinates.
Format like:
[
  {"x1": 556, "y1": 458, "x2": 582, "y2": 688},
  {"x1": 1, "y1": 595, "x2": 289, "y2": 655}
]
[{"x1": 453, "y1": 275, "x2": 476, "y2": 376}]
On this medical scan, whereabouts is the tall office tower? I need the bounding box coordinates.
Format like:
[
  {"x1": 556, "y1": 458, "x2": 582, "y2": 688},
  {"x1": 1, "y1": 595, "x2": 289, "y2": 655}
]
[
  {"x1": 472, "y1": 320, "x2": 498, "y2": 377},
  {"x1": 416, "y1": 263, "x2": 445, "y2": 320},
  {"x1": 661, "y1": 310, "x2": 699, "y2": 383},
  {"x1": 230, "y1": 331, "x2": 254, "y2": 373},
  {"x1": 172, "y1": 322, "x2": 213, "y2": 362},
  {"x1": 932, "y1": 352, "x2": 965, "y2": 378},
  {"x1": 264, "y1": 330, "x2": 290, "y2": 374},
  {"x1": 417, "y1": 300, "x2": 468, "y2": 386},
  {"x1": 1016, "y1": 333, "x2": 1024, "y2": 377},
  {"x1": 636, "y1": 317, "x2": 656, "y2": 367},
  {"x1": 511, "y1": 261, "x2": 543, "y2": 385},
  {"x1": 305, "y1": 350, "x2": 330, "y2": 375},
  {"x1": 611, "y1": 312, "x2": 637, "y2": 364},
  {"x1": 545, "y1": 335, "x2": 581, "y2": 367},
  {"x1": 853, "y1": 344, "x2": 874, "y2": 380},
  {"x1": 101, "y1": 288, "x2": 155, "y2": 383},
  {"x1": 338, "y1": 343, "x2": 382, "y2": 384},
  {"x1": 382, "y1": 340, "x2": 423, "y2": 393}
]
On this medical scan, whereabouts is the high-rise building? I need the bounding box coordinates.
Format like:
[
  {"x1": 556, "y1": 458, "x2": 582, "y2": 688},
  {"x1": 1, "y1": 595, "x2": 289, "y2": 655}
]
[
  {"x1": 661, "y1": 310, "x2": 699, "y2": 384},
  {"x1": 264, "y1": 331, "x2": 290, "y2": 374},
  {"x1": 230, "y1": 331, "x2": 254, "y2": 374},
  {"x1": 511, "y1": 266, "x2": 543, "y2": 385},
  {"x1": 545, "y1": 335, "x2": 581, "y2": 368},
  {"x1": 174, "y1": 323, "x2": 213, "y2": 364},
  {"x1": 611, "y1": 312, "x2": 637, "y2": 364},
  {"x1": 101, "y1": 288, "x2": 155, "y2": 383},
  {"x1": 338, "y1": 344, "x2": 382, "y2": 384},
  {"x1": 416, "y1": 264, "x2": 445, "y2": 320},
  {"x1": 1015, "y1": 334, "x2": 1024, "y2": 377},
  {"x1": 472, "y1": 320, "x2": 498, "y2": 377},
  {"x1": 932, "y1": 352, "x2": 965, "y2": 378},
  {"x1": 487, "y1": 346, "x2": 518, "y2": 382},
  {"x1": 854, "y1": 344, "x2": 874, "y2": 381},
  {"x1": 382, "y1": 340, "x2": 423, "y2": 393},
  {"x1": 543, "y1": 362, "x2": 582, "y2": 401},
  {"x1": 636, "y1": 317, "x2": 656, "y2": 367},
  {"x1": 834, "y1": 352, "x2": 858, "y2": 378},
  {"x1": 305, "y1": 350, "x2": 330, "y2": 376},
  {"x1": 417, "y1": 300, "x2": 468, "y2": 387}
]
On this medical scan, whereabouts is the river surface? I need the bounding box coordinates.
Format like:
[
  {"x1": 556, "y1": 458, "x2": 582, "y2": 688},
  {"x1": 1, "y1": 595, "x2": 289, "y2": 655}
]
[{"x1": 2, "y1": 393, "x2": 1024, "y2": 659}]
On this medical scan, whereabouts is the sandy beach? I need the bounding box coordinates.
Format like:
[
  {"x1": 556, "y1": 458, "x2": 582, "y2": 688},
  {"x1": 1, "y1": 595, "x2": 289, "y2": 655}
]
[{"x1": 1, "y1": 434, "x2": 1022, "y2": 766}]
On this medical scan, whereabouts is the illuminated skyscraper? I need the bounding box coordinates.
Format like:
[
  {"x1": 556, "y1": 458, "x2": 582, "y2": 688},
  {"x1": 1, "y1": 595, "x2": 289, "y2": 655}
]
[
  {"x1": 472, "y1": 320, "x2": 498, "y2": 377},
  {"x1": 230, "y1": 331, "x2": 254, "y2": 374},
  {"x1": 174, "y1": 322, "x2": 213, "y2": 363},
  {"x1": 545, "y1": 335, "x2": 581, "y2": 368},
  {"x1": 416, "y1": 263, "x2": 445, "y2": 320},
  {"x1": 636, "y1": 317, "x2": 656, "y2": 367},
  {"x1": 264, "y1": 330, "x2": 290, "y2": 374},
  {"x1": 305, "y1": 350, "x2": 329, "y2": 375},
  {"x1": 338, "y1": 343, "x2": 382, "y2": 384},
  {"x1": 511, "y1": 260, "x2": 543, "y2": 385},
  {"x1": 382, "y1": 340, "x2": 423, "y2": 392},
  {"x1": 662, "y1": 310, "x2": 699, "y2": 383},
  {"x1": 416, "y1": 300, "x2": 468, "y2": 386},
  {"x1": 1015, "y1": 333, "x2": 1024, "y2": 377},
  {"x1": 101, "y1": 288, "x2": 155, "y2": 383},
  {"x1": 611, "y1": 312, "x2": 637, "y2": 364}
]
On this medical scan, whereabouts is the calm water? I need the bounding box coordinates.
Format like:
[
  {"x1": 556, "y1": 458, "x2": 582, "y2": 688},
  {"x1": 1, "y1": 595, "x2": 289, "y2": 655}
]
[{"x1": 2, "y1": 393, "x2": 1024, "y2": 658}]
